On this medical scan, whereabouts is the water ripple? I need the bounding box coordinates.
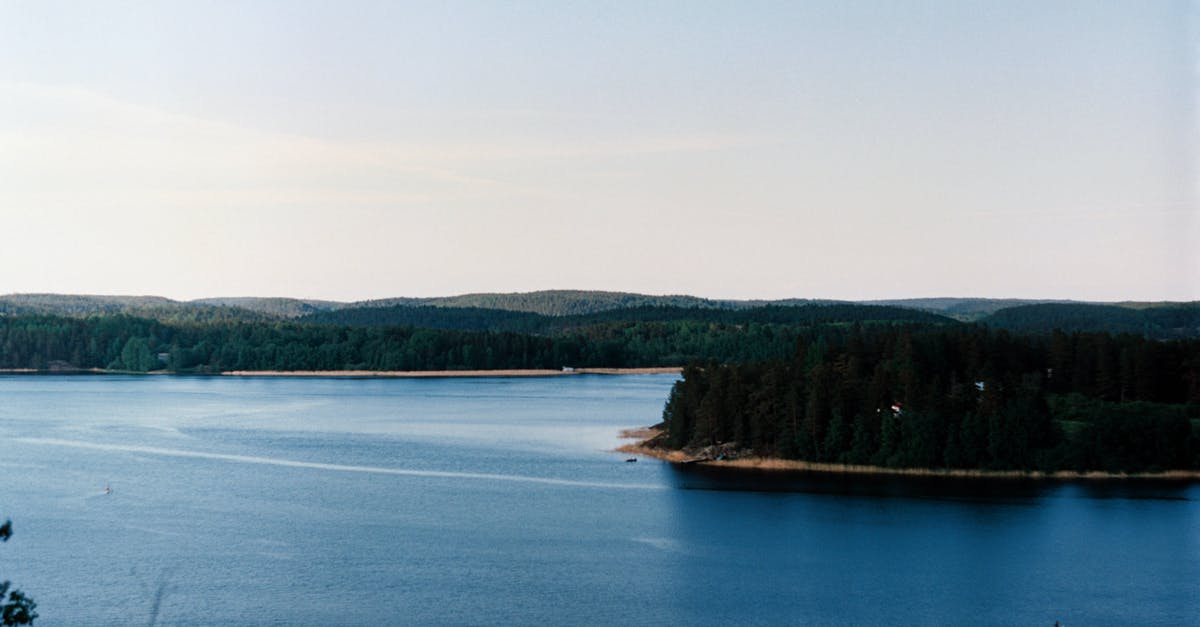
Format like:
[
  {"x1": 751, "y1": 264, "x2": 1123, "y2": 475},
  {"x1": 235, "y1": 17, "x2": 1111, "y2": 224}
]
[{"x1": 14, "y1": 437, "x2": 666, "y2": 491}]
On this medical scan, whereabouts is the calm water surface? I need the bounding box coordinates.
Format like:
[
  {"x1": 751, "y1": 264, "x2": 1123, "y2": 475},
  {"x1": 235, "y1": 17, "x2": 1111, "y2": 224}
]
[{"x1": 1, "y1": 375, "x2": 1197, "y2": 626}]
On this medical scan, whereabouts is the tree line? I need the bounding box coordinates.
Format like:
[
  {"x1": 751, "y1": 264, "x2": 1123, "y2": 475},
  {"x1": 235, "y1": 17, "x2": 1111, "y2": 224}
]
[
  {"x1": 982, "y1": 302, "x2": 1200, "y2": 340},
  {"x1": 297, "y1": 303, "x2": 950, "y2": 332},
  {"x1": 0, "y1": 312, "x2": 935, "y2": 373}
]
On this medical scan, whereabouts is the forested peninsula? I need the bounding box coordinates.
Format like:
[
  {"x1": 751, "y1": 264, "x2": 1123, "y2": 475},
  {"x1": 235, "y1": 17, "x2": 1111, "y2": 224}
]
[
  {"x1": 643, "y1": 325, "x2": 1200, "y2": 475},
  {"x1": 2, "y1": 291, "x2": 1198, "y2": 475}
]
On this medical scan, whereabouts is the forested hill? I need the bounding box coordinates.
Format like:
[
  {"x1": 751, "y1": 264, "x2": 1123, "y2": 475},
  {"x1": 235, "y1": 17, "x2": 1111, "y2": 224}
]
[
  {"x1": 982, "y1": 303, "x2": 1200, "y2": 339},
  {"x1": 0, "y1": 291, "x2": 821, "y2": 321},
  {"x1": 299, "y1": 306, "x2": 548, "y2": 332},
  {"x1": 190, "y1": 297, "x2": 342, "y2": 318},
  {"x1": 359, "y1": 290, "x2": 734, "y2": 315},
  {"x1": 4, "y1": 292, "x2": 1197, "y2": 338},
  {"x1": 298, "y1": 303, "x2": 953, "y2": 332},
  {"x1": 868, "y1": 298, "x2": 1076, "y2": 320},
  {"x1": 354, "y1": 290, "x2": 838, "y2": 316},
  {"x1": 0, "y1": 294, "x2": 270, "y2": 324}
]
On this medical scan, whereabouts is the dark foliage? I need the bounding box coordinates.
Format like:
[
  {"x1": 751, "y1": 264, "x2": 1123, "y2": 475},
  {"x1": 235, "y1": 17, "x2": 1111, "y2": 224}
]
[
  {"x1": 0, "y1": 307, "x2": 949, "y2": 373},
  {"x1": 299, "y1": 303, "x2": 951, "y2": 332},
  {"x1": 1, "y1": 520, "x2": 37, "y2": 626},
  {"x1": 299, "y1": 306, "x2": 550, "y2": 332},
  {"x1": 661, "y1": 325, "x2": 1200, "y2": 472},
  {"x1": 870, "y1": 298, "x2": 1074, "y2": 321},
  {"x1": 984, "y1": 303, "x2": 1200, "y2": 339}
]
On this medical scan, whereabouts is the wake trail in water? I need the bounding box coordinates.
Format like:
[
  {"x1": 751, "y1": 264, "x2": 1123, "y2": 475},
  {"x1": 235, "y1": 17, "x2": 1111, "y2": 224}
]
[{"x1": 14, "y1": 437, "x2": 665, "y2": 491}]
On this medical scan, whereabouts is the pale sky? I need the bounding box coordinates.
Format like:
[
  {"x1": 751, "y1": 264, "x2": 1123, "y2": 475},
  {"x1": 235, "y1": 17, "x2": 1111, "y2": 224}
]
[{"x1": 1, "y1": 1, "x2": 1196, "y2": 302}]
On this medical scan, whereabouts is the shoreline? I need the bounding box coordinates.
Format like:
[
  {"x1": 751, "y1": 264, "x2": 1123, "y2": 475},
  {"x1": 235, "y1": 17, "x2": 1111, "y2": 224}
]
[
  {"x1": 0, "y1": 367, "x2": 682, "y2": 378},
  {"x1": 616, "y1": 429, "x2": 1200, "y2": 481},
  {"x1": 219, "y1": 367, "x2": 682, "y2": 378}
]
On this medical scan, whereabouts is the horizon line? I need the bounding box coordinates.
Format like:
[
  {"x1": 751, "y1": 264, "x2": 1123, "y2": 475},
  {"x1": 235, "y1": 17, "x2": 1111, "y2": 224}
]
[{"x1": 1, "y1": 290, "x2": 1196, "y2": 306}]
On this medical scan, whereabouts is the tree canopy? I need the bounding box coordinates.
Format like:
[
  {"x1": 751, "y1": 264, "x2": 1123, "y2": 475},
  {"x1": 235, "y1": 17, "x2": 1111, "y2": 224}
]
[{"x1": 660, "y1": 325, "x2": 1200, "y2": 472}]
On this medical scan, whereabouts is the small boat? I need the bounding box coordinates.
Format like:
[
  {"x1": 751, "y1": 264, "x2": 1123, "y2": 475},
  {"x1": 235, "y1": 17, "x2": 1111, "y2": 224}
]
[
  {"x1": 105, "y1": 483, "x2": 111, "y2": 495},
  {"x1": 625, "y1": 457, "x2": 637, "y2": 463}
]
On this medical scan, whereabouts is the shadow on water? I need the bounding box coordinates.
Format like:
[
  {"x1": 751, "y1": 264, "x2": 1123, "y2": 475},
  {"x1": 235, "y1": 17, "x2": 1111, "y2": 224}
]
[{"x1": 666, "y1": 463, "x2": 1199, "y2": 503}]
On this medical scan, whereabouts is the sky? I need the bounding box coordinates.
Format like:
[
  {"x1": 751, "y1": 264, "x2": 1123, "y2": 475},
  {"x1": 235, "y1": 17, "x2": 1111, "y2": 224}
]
[{"x1": 1, "y1": 0, "x2": 1196, "y2": 302}]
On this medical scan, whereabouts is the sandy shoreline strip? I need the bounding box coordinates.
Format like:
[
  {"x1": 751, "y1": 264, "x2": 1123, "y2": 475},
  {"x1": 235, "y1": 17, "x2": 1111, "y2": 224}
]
[
  {"x1": 0, "y1": 367, "x2": 682, "y2": 377},
  {"x1": 220, "y1": 367, "x2": 682, "y2": 378},
  {"x1": 616, "y1": 429, "x2": 1200, "y2": 480}
]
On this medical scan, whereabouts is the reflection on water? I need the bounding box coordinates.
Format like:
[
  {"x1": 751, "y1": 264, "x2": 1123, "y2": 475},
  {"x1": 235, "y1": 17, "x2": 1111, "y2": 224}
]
[
  {"x1": 664, "y1": 464, "x2": 1200, "y2": 626},
  {"x1": 668, "y1": 463, "x2": 1198, "y2": 502}
]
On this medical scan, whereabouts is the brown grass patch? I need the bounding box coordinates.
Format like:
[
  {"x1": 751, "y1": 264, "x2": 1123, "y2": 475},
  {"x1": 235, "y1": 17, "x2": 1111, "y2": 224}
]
[{"x1": 618, "y1": 427, "x2": 659, "y2": 440}]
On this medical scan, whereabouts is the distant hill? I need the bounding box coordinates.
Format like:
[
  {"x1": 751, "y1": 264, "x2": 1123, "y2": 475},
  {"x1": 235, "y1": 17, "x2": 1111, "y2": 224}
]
[
  {"x1": 191, "y1": 297, "x2": 343, "y2": 318},
  {"x1": 867, "y1": 298, "x2": 1078, "y2": 320},
  {"x1": 0, "y1": 293, "x2": 269, "y2": 324},
  {"x1": 2, "y1": 290, "x2": 818, "y2": 322},
  {"x1": 982, "y1": 302, "x2": 1200, "y2": 339},
  {"x1": 301, "y1": 305, "x2": 548, "y2": 332},
  {"x1": 5, "y1": 291, "x2": 1194, "y2": 333},
  {"x1": 300, "y1": 303, "x2": 954, "y2": 333},
  {"x1": 0, "y1": 293, "x2": 178, "y2": 315},
  {"x1": 356, "y1": 290, "x2": 752, "y2": 316},
  {"x1": 552, "y1": 303, "x2": 952, "y2": 327}
]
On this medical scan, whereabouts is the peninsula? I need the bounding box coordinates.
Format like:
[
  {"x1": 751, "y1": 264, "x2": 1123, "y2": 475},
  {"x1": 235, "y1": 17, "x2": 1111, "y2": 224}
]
[{"x1": 634, "y1": 323, "x2": 1200, "y2": 477}]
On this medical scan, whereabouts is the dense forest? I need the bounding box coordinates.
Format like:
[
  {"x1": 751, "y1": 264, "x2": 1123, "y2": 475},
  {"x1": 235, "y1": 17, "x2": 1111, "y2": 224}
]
[
  {"x1": 868, "y1": 298, "x2": 1075, "y2": 320},
  {"x1": 298, "y1": 303, "x2": 949, "y2": 333},
  {"x1": 659, "y1": 325, "x2": 1200, "y2": 473},
  {"x1": 981, "y1": 303, "x2": 1200, "y2": 339},
  {"x1": 0, "y1": 305, "x2": 942, "y2": 373}
]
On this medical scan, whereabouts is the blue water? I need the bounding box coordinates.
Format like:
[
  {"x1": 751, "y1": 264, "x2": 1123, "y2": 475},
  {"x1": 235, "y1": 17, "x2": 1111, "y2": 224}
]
[{"x1": 1, "y1": 375, "x2": 1197, "y2": 626}]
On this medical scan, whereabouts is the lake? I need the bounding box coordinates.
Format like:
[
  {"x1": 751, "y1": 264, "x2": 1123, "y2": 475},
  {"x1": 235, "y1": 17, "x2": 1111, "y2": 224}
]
[{"x1": 2, "y1": 374, "x2": 1197, "y2": 626}]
